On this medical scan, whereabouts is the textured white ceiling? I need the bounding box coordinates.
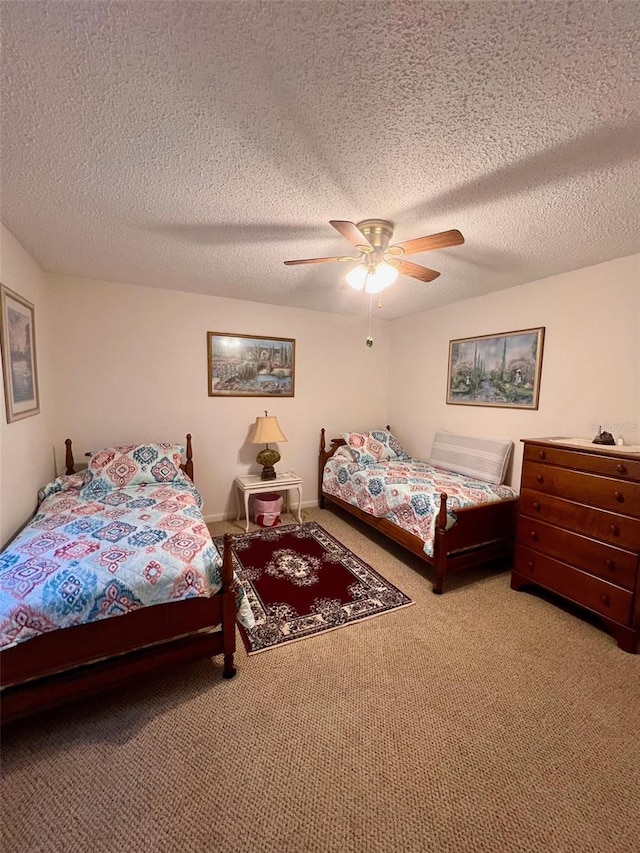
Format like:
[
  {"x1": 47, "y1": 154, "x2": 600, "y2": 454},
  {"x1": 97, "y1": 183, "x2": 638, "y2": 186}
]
[{"x1": 1, "y1": 0, "x2": 639, "y2": 319}]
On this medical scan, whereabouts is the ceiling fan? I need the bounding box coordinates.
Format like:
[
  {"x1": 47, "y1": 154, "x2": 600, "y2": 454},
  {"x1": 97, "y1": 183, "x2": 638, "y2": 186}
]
[{"x1": 284, "y1": 219, "x2": 464, "y2": 294}]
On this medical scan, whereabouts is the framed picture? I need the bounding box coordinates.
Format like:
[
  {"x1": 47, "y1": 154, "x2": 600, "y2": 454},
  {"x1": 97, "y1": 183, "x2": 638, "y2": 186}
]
[
  {"x1": 447, "y1": 327, "x2": 545, "y2": 409},
  {"x1": 208, "y1": 332, "x2": 295, "y2": 397},
  {"x1": 1, "y1": 284, "x2": 40, "y2": 422}
]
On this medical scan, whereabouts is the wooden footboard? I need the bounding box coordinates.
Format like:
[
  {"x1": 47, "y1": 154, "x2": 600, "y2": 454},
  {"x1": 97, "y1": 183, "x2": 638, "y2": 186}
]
[
  {"x1": 0, "y1": 534, "x2": 237, "y2": 724},
  {"x1": 319, "y1": 428, "x2": 517, "y2": 594}
]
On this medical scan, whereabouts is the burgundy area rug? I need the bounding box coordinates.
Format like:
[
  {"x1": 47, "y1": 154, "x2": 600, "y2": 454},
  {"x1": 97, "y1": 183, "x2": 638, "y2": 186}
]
[{"x1": 214, "y1": 522, "x2": 413, "y2": 654}]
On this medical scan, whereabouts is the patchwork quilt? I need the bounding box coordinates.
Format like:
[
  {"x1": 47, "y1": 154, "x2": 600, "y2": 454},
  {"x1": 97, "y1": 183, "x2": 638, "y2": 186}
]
[
  {"x1": 0, "y1": 472, "x2": 254, "y2": 651},
  {"x1": 322, "y1": 456, "x2": 518, "y2": 557}
]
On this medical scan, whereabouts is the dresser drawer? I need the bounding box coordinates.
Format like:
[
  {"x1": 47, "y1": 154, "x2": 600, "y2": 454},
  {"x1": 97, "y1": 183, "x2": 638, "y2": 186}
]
[
  {"x1": 514, "y1": 545, "x2": 634, "y2": 624},
  {"x1": 516, "y1": 516, "x2": 638, "y2": 589},
  {"x1": 519, "y1": 488, "x2": 640, "y2": 549},
  {"x1": 521, "y1": 463, "x2": 640, "y2": 517},
  {"x1": 524, "y1": 444, "x2": 640, "y2": 482}
]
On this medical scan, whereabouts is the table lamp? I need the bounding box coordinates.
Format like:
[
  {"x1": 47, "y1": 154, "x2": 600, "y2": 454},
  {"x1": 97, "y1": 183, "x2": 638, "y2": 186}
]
[{"x1": 250, "y1": 411, "x2": 287, "y2": 480}]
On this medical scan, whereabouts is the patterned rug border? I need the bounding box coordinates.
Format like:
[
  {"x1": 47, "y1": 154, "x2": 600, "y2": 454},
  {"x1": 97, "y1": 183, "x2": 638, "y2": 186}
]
[
  {"x1": 215, "y1": 521, "x2": 414, "y2": 655},
  {"x1": 244, "y1": 598, "x2": 415, "y2": 655}
]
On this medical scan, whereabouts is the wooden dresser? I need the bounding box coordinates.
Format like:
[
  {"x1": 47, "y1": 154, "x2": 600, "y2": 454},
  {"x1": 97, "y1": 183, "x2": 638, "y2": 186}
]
[{"x1": 511, "y1": 438, "x2": 640, "y2": 652}]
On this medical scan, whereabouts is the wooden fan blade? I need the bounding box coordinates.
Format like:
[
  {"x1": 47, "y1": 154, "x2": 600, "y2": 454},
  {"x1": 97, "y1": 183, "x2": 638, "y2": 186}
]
[
  {"x1": 329, "y1": 220, "x2": 373, "y2": 251},
  {"x1": 388, "y1": 229, "x2": 464, "y2": 256},
  {"x1": 397, "y1": 260, "x2": 441, "y2": 283},
  {"x1": 284, "y1": 256, "x2": 345, "y2": 266}
]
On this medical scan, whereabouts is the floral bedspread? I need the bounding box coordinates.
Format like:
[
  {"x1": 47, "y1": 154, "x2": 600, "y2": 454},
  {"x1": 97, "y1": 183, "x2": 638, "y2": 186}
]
[
  {"x1": 322, "y1": 456, "x2": 518, "y2": 557},
  {"x1": 0, "y1": 473, "x2": 254, "y2": 651}
]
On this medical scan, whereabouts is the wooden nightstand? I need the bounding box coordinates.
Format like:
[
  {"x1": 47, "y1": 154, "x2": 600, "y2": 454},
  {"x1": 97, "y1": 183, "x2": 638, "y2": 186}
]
[{"x1": 234, "y1": 473, "x2": 303, "y2": 532}]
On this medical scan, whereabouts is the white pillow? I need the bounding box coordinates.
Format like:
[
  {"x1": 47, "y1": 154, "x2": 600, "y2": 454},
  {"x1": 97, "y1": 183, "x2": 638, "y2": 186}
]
[{"x1": 430, "y1": 430, "x2": 513, "y2": 485}]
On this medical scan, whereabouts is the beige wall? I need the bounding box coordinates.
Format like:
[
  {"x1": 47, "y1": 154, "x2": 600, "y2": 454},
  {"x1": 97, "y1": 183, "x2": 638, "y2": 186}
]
[
  {"x1": 46, "y1": 274, "x2": 390, "y2": 520},
  {"x1": 1, "y1": 224, "x2": 638, "y2": 542},
  {"x1": 388, "y1": 254, "x2": 640, "y2": 488},
  {"x1": 0, "y1": 225, "x2": 56, "y2": 546}
]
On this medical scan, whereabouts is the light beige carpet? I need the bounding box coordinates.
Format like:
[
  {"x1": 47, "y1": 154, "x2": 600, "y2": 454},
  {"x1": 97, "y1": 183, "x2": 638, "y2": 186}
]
[{"x1": 2, "y1": 507, "x2": 639, "y2": 853}]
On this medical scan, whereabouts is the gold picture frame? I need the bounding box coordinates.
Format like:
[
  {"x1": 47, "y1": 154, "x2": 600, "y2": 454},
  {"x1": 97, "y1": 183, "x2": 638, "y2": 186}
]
[
  {"x1": 207, "y1": 332, "x2": 295, "y2": 397},
  {"x1": 447, "y1": 327, "x2": 545, "y2": 409}
]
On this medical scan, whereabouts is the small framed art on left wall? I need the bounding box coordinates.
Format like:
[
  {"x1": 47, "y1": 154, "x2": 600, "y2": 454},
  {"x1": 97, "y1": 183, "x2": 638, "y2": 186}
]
[{"x1": 0, "y1": 284, "x2": 40, "y2": 422}]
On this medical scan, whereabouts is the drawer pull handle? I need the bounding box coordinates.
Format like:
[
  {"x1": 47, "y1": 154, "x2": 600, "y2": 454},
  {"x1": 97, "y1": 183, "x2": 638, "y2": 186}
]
[
  {"x1": 536, "y1": 474, "x2": 544, "y2": 484},
  {"x1": 600, "y1": 594, "x2": 610, "y2": 607},
  {"x1": 614, "y1": 491, "x2": 624, "y2": 503},
  {"x1": 538, "y1": 450, "x2": 546, "y2": 460},
  {"x1": 529, "y1": 531, "x2": 538, "y2": 542},
  {"x1": 616, "y1": 464, "x2": 627, "y2": 474},
  {"x1": 610, "y1": 524, "x2": 619, "y2": 536},
  {"x1": 527, "y1": 561, "x2": 535, "y2": 572},
  {"x1": 532, "y1": 501, "x2": 541, "y2": 511},
  {"x1": 605, "y1": 559, "x2": 615, "y2": 571}
]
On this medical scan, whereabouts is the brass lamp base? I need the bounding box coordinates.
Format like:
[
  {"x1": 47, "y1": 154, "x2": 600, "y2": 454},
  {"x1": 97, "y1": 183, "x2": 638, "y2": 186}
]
[{"x1": 256, "y1": 446, "x2": 281, "y2": 481}]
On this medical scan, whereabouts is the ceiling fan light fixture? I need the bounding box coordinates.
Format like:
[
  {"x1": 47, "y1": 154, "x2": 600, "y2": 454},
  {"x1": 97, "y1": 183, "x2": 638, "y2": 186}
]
[
  {"x1": 371, "y1": 261, "x2": 398, "y2": 290},
  {"x1": 364, "y1": 275, "x2": 388, "y2": 295},
  {"x1": 345, "y1": 264, "x2": 368, "y2": 290},
  {"x1": 346, "y1": 261, "x2": 398, "y2": 293}
]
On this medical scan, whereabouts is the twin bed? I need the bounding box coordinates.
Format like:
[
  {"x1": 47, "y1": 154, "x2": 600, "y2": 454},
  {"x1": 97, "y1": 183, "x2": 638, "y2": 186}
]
[
  {"x1": 0, "y1": 435, "x2": 254, "y2": 724},
  {"x1": 319, "y1": 428, "x2": 519, "y2": 594}
]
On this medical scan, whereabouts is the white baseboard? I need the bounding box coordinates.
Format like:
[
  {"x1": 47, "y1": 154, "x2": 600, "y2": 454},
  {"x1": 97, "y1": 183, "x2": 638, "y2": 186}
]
[{"x1": 203, "y1": 499, "x2": 318, "y2": 525}]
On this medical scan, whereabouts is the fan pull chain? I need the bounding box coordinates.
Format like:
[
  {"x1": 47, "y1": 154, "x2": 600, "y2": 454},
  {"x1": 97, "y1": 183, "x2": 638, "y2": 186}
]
[{"x1": 366, "y1": 295, "x2": 374, "y2": 347}]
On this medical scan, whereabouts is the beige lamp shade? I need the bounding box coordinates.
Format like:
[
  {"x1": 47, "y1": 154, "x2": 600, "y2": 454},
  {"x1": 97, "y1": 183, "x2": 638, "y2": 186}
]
[
  {"x1": 250, "y1": 413, "x2": 287, "y2": 480},
  {"x1": 249, "y1": 415, "x2": 287, "y2": 445}
]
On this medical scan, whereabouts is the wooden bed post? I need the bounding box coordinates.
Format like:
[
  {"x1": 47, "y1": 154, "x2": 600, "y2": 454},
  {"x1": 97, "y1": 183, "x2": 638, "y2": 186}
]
[
  {"x1": 433, "y1": 492, "x2": 449, "y2": 595},
  {"x1": 318, "y1": 428, "x2": 327, "y2": 509},
  {"x1": 220, "y1": 533, "x2": 237, "y2": 679},
  {"x1": 65, "y1": 439, "x2": 75, "y2": 475},
  {"x1": 184, "y1": 433, "x2": 194, "y2": 482}
]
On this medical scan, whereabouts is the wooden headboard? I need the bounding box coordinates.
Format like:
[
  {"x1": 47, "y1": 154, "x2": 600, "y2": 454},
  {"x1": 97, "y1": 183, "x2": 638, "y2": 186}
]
[{"x1": 64, "y1": 434, "x2": 195, "y2": 482}]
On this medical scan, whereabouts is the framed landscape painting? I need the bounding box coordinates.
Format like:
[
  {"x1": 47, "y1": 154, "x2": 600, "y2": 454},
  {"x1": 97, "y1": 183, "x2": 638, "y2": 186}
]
[
  {"x1": 0, "y1": 284, "x2": 40, "y2": 422},
  {"x1": 447, "y1": 327, "x2": 545, "y2": 409},
  {"x1": 208, "y1": 332, "x2": 295, "y2": 397}
]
